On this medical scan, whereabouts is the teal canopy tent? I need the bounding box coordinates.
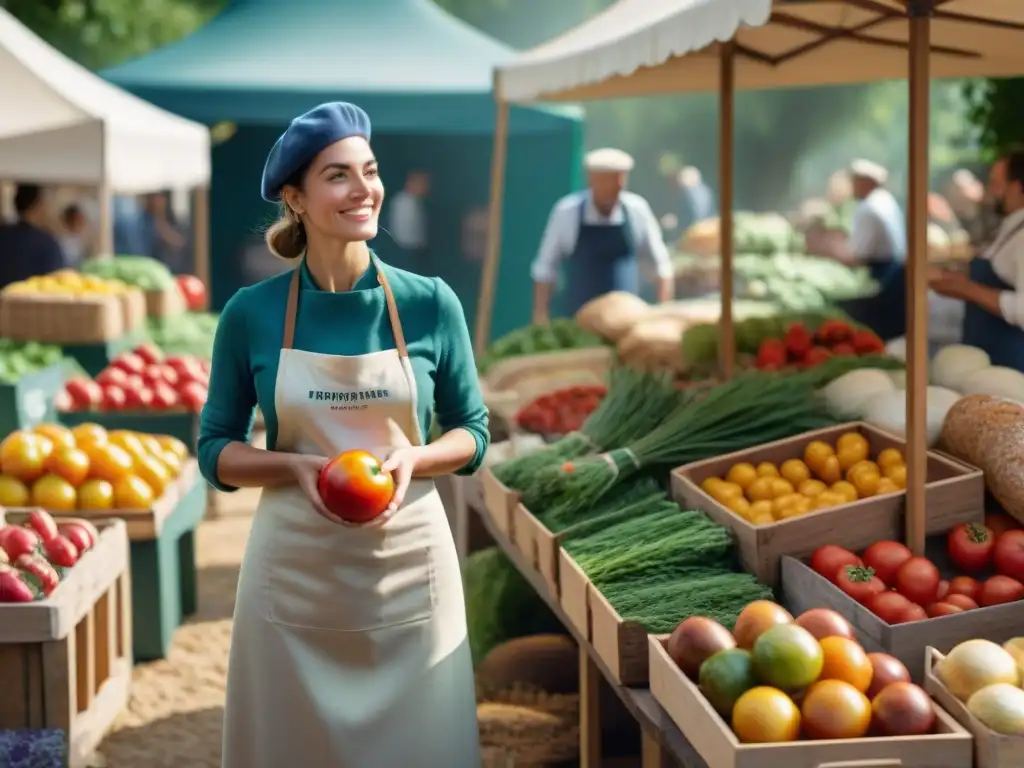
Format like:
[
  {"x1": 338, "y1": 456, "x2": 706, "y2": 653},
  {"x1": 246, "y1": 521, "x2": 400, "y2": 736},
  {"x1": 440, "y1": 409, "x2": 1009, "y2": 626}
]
[{"x1": 102, "y1": 0, "x2": 582, "y2": 340}]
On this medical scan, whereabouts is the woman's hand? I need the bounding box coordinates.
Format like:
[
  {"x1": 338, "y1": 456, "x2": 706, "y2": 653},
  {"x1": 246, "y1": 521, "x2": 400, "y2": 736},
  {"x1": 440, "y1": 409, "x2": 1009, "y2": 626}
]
[
  {"x1": 288, "y1": 453, "x2": 345, "y2": 524},
  {"x1": 380, "y1": 446, "x2": 423, "y2": 513}
]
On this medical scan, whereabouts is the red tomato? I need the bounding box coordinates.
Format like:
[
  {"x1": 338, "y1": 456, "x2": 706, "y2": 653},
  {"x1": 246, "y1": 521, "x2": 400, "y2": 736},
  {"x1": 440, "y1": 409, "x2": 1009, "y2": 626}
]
[
  {"x1": 59, "y1": 523, "x2": 93, "y2": 554},
  {"x1": 1, "y1": 527, "x2": 39, "y2": 561},
  {"x1": 927, "y1": 602, "x2": 964, "y2": 617},
  {"x1": 866, "y1": 653, "x2": 911, "y2": 699},
  {"x1": 122, "y1": 385, "x2": 154, "y2": 410},
  {"x1": 26, "y1": 510, "x2": 58, "y2": 542},
  {"x1": 871, "y1": 682, "x2": 935, "y2": 736},
  {"x1": 901, "y1": 603, "x2": 928, "y2": 622},
  {"x1": 935, "y1": 580, "x2": 949, "y2": 601},
  {"x1": 101, "y1": 385, "x2": 127, "y2": 410},
  {"x1": 947, "y1": 522, "x2": 995, "y2": 573},
  {"x1": 111, "y1": 352, "x2": 146, "y2": 376},
  {"x1": 14, "y1": 553, "x2": 59, "y2": 595},
  {"x1": 947, "y1": 576, "x2": 981, "y2": 602},
  {"x1": 43, "y1": 535, "x2": 78, "y2": 568},
  {"x1": 63, "y1": 377, "x2": 101, "y2": 410},
  {"x1": 987, "y1": 512, "x2": 1020, "y2": 537},
  {"x1": 943, "y1": 593, "x2": 979, "y2": 611},
  {"x1": 317, "y1": 450, "x2": 395, "y2": 523},
  {"x1": 894, "y1": 557, "x2": 940, "y2": 606},
  {"x1": 96, "y1": 367, "x2": 128, "y2": 387},
  {"x1": 176, "y1": 275, "x2": 207, "y2": 311},
  {"x1": 0, "y1": 570, "x2": 36, "y2": 602},
  {"x1": 868, "y1": 591, "x2": 912, "y2": 624},
  {"x1": 980, "y1": 575, "x2": 1024, "y2": 606},
  {"x1": 810, "y1": 545, "x2": 862, "y2": 582},
  {"x1": 178, "y1": 381, "x2": 208, "y2": 413},
  {"x1": 993, "y1": 530, "x2": 1024, "y2": 581},
  {"x1": 861, "y1": 541, "x2": 913, "y2": 586},
  {"x1": 132, "y1": 343, "x2": 163, "y2": 366},
  {"x1": 835, "y1": 565, "x2": 886, "y2": 604}
]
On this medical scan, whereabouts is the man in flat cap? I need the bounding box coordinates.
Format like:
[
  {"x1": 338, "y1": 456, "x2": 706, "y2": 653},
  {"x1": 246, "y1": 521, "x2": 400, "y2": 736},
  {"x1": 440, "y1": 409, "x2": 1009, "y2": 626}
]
[
  {"x1": 824, "y1": 159, "x2": 908, "y2": 341},
  {"x1": 530, "y1": 147, "x2": 674, "y2": 324}
]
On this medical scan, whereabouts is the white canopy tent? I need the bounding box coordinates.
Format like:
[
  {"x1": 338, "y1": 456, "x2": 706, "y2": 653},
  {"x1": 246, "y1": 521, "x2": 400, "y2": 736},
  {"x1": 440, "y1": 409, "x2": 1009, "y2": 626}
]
[
  {"x1": 477, "y1": 0, "x2": 1024, "y2": 568},
  {"x1": 0, "y1": 8, "x2": 211, "y2": 286}
]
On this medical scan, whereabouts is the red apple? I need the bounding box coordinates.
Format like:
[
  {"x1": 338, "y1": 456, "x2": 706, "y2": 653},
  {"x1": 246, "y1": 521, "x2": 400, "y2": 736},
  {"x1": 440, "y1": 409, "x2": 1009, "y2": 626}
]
[
  {"x1": 133, "y1": 343, "x2": 163, "y2": 366},
  {"x1": 96, "y1": 367, "x2": 128, "y2": 387},
  {"x1": 123, "y1": 386, "x2": 154, "y2": 410},
  {"x1": 178, "y1": 381, "x2": 207, "y2": 412},
  {"x1": 64, "y1": 377, "x2": 101, "y2": 409},
  {"x1": 176, "y1": 275, "x2": 207, "y2": 311},
  {"x1": 151, "y1": 385, "x2": 180, "y2": 409}
]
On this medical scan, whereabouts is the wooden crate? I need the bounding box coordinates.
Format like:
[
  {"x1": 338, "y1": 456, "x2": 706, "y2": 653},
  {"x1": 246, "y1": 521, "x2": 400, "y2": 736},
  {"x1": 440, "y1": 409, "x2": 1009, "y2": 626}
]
[
  {"x1": 511, "y1": 503, "x2": 540, "y2": 566},
  {"x1": 558, "y1": 549, "x2": 591, "y2": 640},
  {"x1": 0, "y1": 514, "x2": 132, "y2": 767},
  {"x1": 23, "y1": 461, "x2": 206, "y2": 661},
  {"x1": 480, "y1": 467, "x2": 520, "y2": 537},
  {"x1": 144, "y1": 286, "x2": 186, "y2": 317},
  {"x1": 925, "y1": 647, "x2": 1024, "y2": 768},
  {"x1": 781, "y1": 555, "x2": 1024, "y2": 681},
  {"x1": 0, "y1": 294, "x2": 125, "y2": 344},
  {"x1": 671, "y1": 422, "x2": 983, "y2": 584},
  {"x1": 648, "y1": 636, "x2": 973, "y2": 768},
  {"x1": 589, "y1": 586, "x2": 650, "y2": 685},
  {"x1": 117, "y1": 288, "x2": 147, "y2": 334},
  {"x1": 0, "y1": 361, "x2": 69, "y2": 438}
]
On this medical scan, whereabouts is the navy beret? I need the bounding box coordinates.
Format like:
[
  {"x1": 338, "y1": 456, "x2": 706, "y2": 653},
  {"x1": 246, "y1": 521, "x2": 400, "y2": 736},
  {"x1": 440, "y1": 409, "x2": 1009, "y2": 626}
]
[{"x1": 261, "y1": 102, "x2": 372, "y2": 202}]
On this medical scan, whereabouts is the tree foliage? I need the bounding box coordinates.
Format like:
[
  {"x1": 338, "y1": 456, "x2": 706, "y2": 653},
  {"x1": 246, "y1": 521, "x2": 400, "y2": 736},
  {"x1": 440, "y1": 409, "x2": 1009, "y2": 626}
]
[
  {"x1": 0, "y1": 0, "x2": 224, "y2": 70},
  {"x1": 963, "y1": 79, "x2": 1024, "y2": 158}
]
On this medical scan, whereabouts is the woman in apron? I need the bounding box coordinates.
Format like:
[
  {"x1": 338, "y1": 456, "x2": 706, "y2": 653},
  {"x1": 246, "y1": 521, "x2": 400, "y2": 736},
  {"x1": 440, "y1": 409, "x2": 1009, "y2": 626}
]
[{"x1": 196, "y1": 102, "x2": 488, "y2": 767}]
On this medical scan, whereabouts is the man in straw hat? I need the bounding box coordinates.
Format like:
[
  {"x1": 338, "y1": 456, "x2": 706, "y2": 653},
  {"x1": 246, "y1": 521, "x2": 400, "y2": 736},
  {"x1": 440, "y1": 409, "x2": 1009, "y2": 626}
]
[
  {"x1": 531, "y1": 147, "x2": 674, "y2": 324},
  {"x1": 823, "y1": 159, "x2": 908, "y2": 341}
]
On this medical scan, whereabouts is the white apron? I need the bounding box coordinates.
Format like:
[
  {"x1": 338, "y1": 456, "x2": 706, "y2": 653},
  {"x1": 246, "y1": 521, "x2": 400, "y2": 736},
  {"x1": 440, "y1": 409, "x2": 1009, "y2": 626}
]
[{"x1": 222, "y1": 260, "x2": 480, "y2": 767}]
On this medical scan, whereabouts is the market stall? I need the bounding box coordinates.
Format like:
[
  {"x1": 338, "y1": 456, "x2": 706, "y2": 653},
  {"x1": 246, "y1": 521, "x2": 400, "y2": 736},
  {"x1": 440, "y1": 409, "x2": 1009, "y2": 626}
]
[
  {"x1": 0, "y1": 8, "x2": 212, "y2": 290},
  {"x1": 471, "y1": 1, "x2": 1024, "y2": 765}
]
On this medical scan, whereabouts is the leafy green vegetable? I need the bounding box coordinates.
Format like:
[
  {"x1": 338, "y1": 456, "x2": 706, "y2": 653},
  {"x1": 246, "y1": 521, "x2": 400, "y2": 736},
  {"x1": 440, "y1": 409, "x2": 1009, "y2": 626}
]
[
  {"x1": 81, "y1": 255, "x2": 176, "y2": 291},
  {"x1": 478, "y1": 319, "x2": 607, "y2": 373}
]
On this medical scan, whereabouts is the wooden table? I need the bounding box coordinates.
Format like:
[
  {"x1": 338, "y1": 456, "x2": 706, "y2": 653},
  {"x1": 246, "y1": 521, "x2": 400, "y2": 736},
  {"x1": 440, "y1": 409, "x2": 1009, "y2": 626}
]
[{"x1": 463, "y1": 481, "x2": 708, "y2": 768}]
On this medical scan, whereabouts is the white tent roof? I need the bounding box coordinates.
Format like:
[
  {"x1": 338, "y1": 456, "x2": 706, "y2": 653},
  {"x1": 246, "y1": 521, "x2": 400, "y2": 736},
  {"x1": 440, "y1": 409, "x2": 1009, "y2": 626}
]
[
  {"x1": 0, "y1": 8, "x2": 210, "y2": 192},
  {"x1": 497, "y1": 0, "x2": 1024, "y2": 102}
]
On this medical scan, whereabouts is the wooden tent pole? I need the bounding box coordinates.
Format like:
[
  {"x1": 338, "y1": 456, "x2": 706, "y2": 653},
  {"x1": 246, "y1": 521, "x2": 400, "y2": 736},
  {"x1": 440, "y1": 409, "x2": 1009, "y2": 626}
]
[
  {"x1": 193, "y1": 185, "x2": 210, "y2": 309},
  {"x1": 718, "y1": 42, "x2": 736, "y2": 380},
  {"x1": 474, "y1": 90, "x2": 510, "y2": 358},
  {"x1": 905, "y1": 2, "x2": 932, "y2": 555}
]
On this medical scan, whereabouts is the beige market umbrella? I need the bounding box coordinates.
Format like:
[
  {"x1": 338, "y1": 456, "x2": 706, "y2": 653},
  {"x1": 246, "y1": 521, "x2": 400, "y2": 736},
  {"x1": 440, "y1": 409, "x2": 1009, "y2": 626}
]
[{"x1": 479, "y1": 0, "x2": 1024, "y2": 554}]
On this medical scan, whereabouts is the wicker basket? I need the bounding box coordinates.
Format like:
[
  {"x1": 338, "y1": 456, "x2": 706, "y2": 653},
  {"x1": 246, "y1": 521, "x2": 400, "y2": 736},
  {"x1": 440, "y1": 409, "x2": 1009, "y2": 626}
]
[
  {"x1": 144, "y1": 286, "x2": 186, "y2": 317},
  {"x1": 0, "y1": 294, "x2": 124, "y2": 343},
  {"x1": 477, "y1": 684, "x2": 579, "y2": 765}
]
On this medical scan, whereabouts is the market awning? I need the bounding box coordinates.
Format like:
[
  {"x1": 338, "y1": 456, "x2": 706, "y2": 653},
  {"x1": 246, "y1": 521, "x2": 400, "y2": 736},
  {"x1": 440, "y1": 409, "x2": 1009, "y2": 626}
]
[
  {"x1": 0, "y1": 8, "x2": 210, "y2": 192},
  {"x1": 498, "y1": 0, "x2": 1024, "y2": 102}
]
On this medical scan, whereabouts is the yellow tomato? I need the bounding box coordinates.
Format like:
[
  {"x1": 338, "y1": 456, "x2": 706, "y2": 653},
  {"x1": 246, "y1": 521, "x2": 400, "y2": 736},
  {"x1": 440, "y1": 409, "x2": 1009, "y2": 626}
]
[
  {"x1": 84, "y1": 442, "x2": 134, "y2": 483},
  {"x1": 0, "y1": 431, "x2": 50, "y2": 483},
  {"x1": 884, "y1": 463, "x2": 907, "y2": 490},
  {"x1": 875, "y1": 477, "x2": 900, "y2": 495},
  {"x1": 70, "y1": 423, "x2": 107, "y2": 447},
  {"x1": 134, "y1": 456, "x2": 171, "y2": 497},
  {"x1": 726, "y1": 462, "x2": 758, "y2": 490},
  {"x1": 769, "y1": 478, "x2": 795, "y2": 498},
  {"x1": 798, "y1": 479, "x2": 828, "y2": 498},
  {"x1": 778, "y1": 497, "x2": 813, "y2": 519},
  {"x1": 772, "y1": 493, "x2": 803, "y2": 519},
  {"x1": 157, "y1": 435, "x2": 189, "y2": 462},
  {"x1": 108, "y1": 431, "x2": 151, "y2": 466},
  {"x1": 0, "y1": 474, "x2": 29, "y2": 506},
  {"x1": 830, "y1": 481, "x2": 859, "y2": 503},
  {"x1": 803, "y1": 441, "x2": 835, "y2": 473},
  {"x1": 33, "y1": 424, "x2": 75, "y2": 451},
  {"x1": 752, "y1": 513, "x2": 776, "y2": 526},
  {"x1": 813, "y1": 491, "x2": 847, "y2": 510},
  {"x1": 78, "y1": 478, "x2": 114, "y2": 510},
  {"x1": 845, "y1": 460, "x2": 881, "y2": 483},
  {"x1": 701, "y1": 477, "x2": 725, "y2": 495},
  {"x1": 749, "y1": 500, "x2": 774, "y2": 521},
  {"x1": 817, "y1": 454, "x2": 842, "y2": 485},
  {"x1": 31, "y1": 473, "x2": 77, "y2": 511},
  {"x1": 876, "y1": 448, "x2": 905, "y2": 472},
  {"x1": 114, "y1": 475, "x2": 155, "y2": 509},
  {"x1": 755, "y1": 462, "x2": 779, "y2": 478},
  {"x1": 44, "y1": 446, "x2": 91, "y2": 487},
  {"x1": 779, "y1": 459, "x2": 811, "y2": 487},
  {"x1": 851, "y1": 469, "x2": 881, "y2": 498},
  {"x1": 835, "y1": 433, "x2": 869, "y2": 470},
  {"x1": 137, "y1": 433, "x2": 163, "y2": 457},
  {"x1": 746, "y1": 477, "x2": 776, "y2": 503},
  {"x1": 726, "y1": 496, "x2": 751, "y2": 517},
  {"x1": 158, "y1": 450, "x2": 183, "y2": 477},
  {"x1": 711, "y1": 481, "x2": 744, "y2": 504}
]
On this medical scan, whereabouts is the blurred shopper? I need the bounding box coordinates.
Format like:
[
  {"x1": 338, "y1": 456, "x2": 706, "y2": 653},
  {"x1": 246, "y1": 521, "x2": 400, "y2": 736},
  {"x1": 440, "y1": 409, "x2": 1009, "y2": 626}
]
[
  {"x1": 676, "y1": 165, "x2": 716, "y2": 235},
  {"x1": 531, "y1": 148, "x2": 674, "y2": 323},
  {"x1": 59, "y1": 204, "x2": 89, "y2": 265},
  {"x1": 143, "y1": 192, "x2": 186, "y2": 271},
  {"x1": 0, "y1": 184, "x2": 68, "y2": 288},
  {"x1": 387, "y1": 170, "x2": 429, "y2": 272}
]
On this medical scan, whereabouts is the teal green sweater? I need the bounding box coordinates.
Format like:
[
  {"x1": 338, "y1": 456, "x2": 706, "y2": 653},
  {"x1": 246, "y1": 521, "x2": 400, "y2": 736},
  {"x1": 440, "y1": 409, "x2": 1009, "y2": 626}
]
[{"x1": 197, "y1": 257, "x2": 489, "y2": 491}]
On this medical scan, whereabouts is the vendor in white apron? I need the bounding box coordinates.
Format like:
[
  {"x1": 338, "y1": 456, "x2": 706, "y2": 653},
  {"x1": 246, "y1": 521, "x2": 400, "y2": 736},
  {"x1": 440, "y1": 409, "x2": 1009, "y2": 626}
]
[
  {"x1": 832, "y1": 160, "x2": 908, "y2": 342},
  {"x1": 196, "y1": 102, "x2": 489, "y2": 767},
  {"x1": 930, "y1": 151, "x2": 1024, "y2": 371},
  {"x1": 530, "y1": 148, "x2": 675, "y2": 324}
]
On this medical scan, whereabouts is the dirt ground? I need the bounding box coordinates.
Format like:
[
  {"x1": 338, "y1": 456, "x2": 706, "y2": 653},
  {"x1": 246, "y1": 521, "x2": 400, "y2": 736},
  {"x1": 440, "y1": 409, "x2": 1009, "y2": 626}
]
[{"x1": 92, "y1": 488, "x2": 258, "y2": 768}]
